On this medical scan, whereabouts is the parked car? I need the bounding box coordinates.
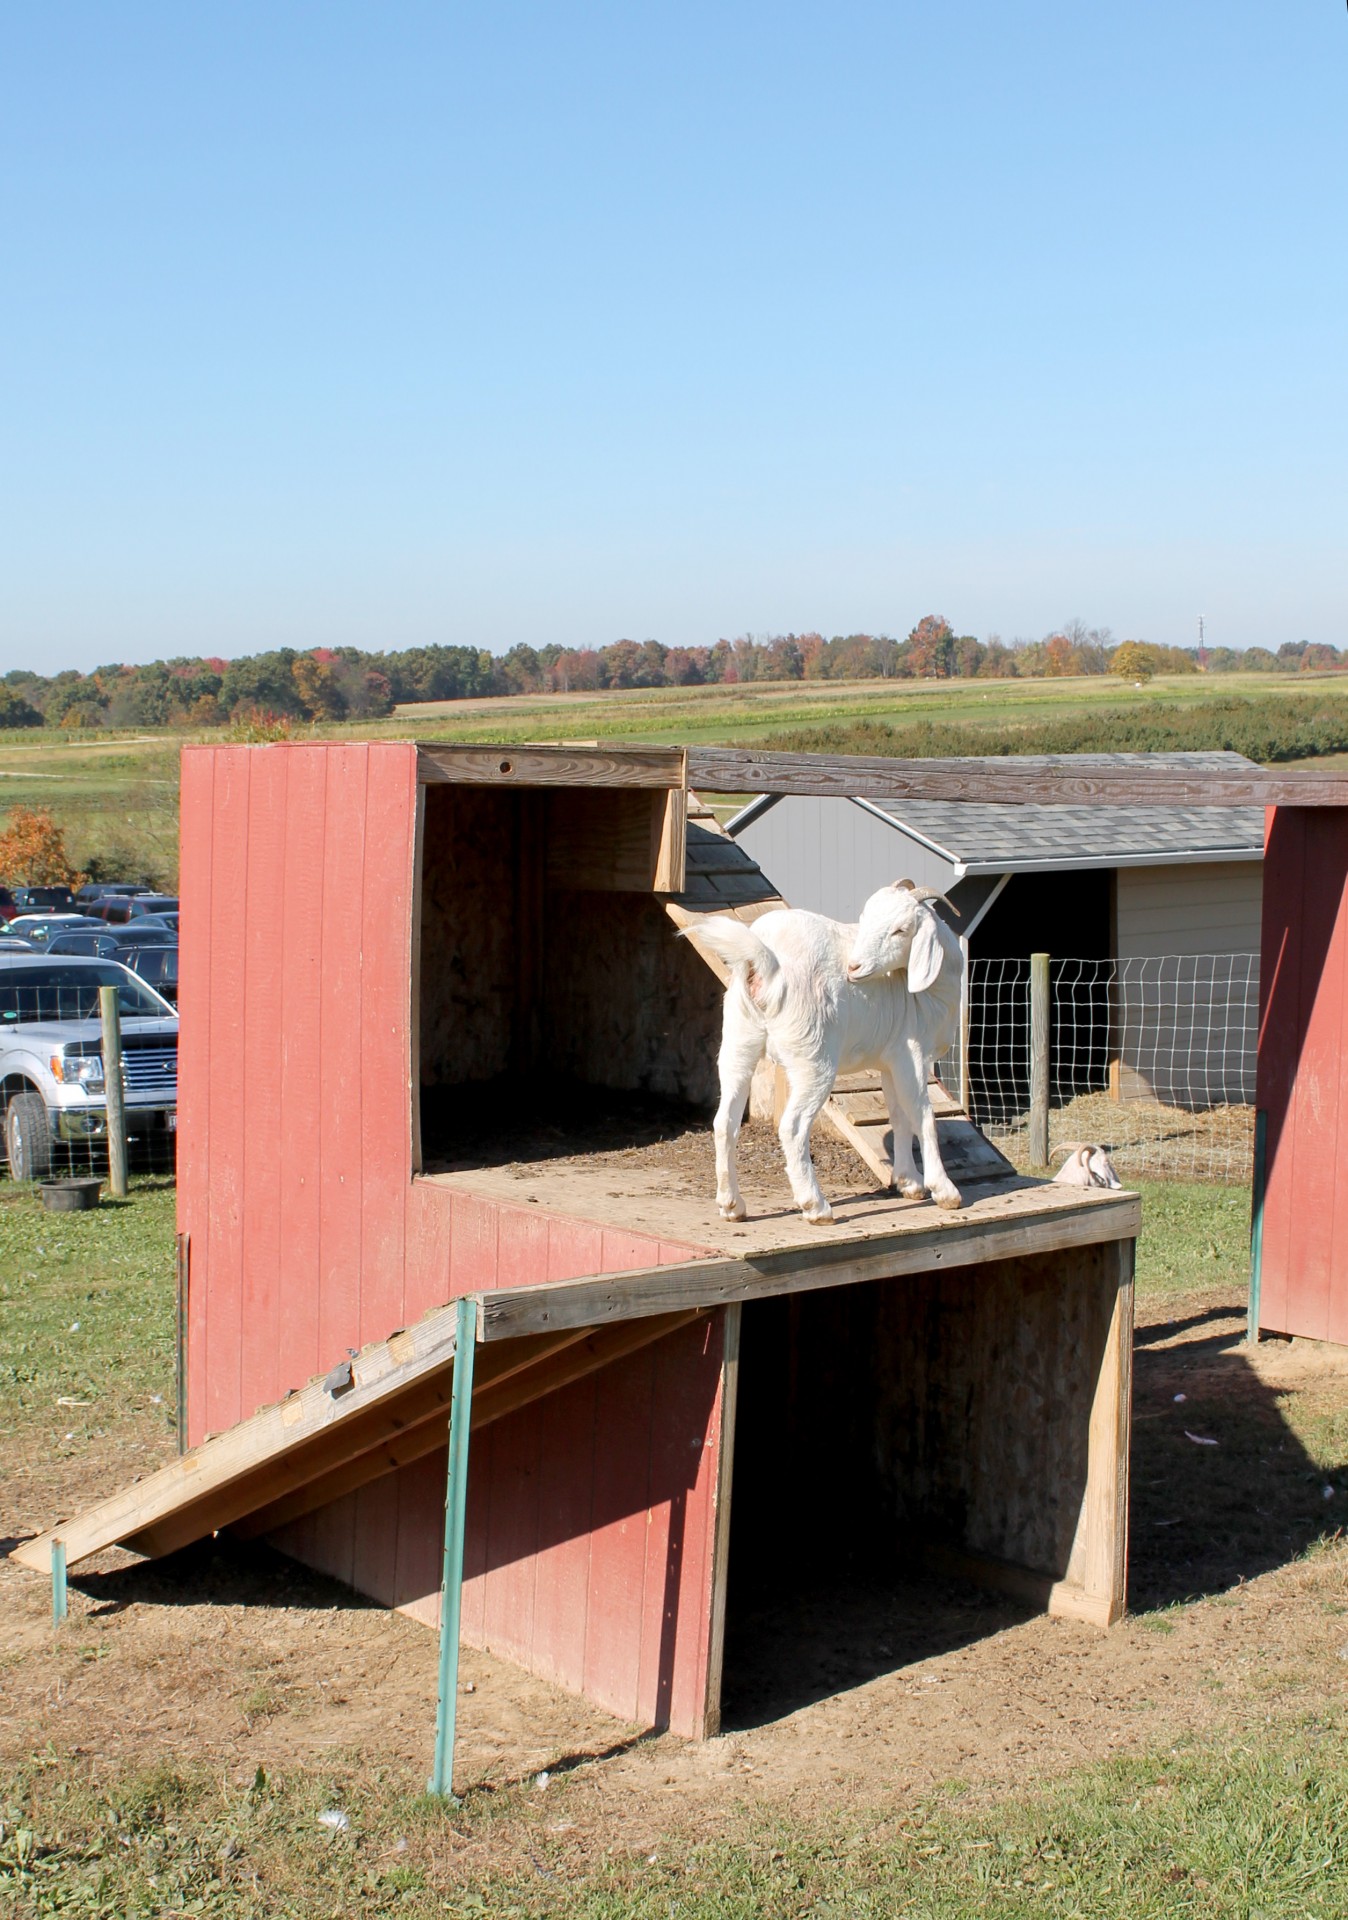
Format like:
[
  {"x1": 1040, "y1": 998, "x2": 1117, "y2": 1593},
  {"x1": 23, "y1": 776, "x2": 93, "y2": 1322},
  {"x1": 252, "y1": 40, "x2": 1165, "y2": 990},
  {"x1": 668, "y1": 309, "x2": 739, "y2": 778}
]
[
  {"x1": 97, "y1": 893, "x2": 179, "y2": 925},
  {"x1": 6, "y1": 914, "x2": 108, "y2": 947},
  {"x1": 0, "y1": 955, "x2": 178, "y2": 1180},
  {"x1": 127, "y1": 911, "x2": 179, "y2": 933},
  {"x1": 123, "y1": 944, "x2": 178, "y2": 1006},
  {"x1": 0, "y1": 935, "x2": 35, "y2": 952},
  {"x1": 47, "y1": 926, "x2": 176, "y2": 958},
  {"x1": 10, "y1": 885, "x2": 78, "y2": 914},
  {"x1": 75, "y1": 883, "x2": 152, "y2": 905}
]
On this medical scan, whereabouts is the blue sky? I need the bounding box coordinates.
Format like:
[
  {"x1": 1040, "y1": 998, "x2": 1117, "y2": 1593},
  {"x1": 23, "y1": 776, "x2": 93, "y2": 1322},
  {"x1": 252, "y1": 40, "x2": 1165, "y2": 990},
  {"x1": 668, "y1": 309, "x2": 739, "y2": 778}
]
[{"x1": 2, "y1": 1, "x2": 1344, "y2": 672}]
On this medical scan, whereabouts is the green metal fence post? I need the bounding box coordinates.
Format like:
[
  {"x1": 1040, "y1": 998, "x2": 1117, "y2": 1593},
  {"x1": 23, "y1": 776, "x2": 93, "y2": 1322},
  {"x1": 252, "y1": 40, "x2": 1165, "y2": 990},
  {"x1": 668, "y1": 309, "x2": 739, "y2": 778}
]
[
  {"x1": 1247, "y1": 1108, "x2": 1267, "y2": 1344},
  {"x1": 428, "y1": 1295, "x2": 477, "y2": 1798},
  {"x1": 52, "y1": 1537, "x2": 67, "y2": 1627}
]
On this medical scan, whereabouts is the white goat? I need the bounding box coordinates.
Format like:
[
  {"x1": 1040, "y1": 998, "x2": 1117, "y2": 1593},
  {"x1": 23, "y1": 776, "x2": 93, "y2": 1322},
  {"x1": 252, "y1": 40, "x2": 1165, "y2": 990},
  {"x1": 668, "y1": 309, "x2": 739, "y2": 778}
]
[
  {"x1": 678, "y1": 880, "x2": 963, "y2": 1225},
  {"x1": 1051, "y1": 1143, "x2": 1122, "y2": 1190}
]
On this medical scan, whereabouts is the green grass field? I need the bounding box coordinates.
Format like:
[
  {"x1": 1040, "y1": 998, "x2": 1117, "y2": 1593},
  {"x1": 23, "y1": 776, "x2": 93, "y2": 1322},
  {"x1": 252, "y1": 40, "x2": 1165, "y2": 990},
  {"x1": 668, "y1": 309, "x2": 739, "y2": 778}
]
[{"x1": 4, "y1": 671, "x2": 1348, "y2": 887}]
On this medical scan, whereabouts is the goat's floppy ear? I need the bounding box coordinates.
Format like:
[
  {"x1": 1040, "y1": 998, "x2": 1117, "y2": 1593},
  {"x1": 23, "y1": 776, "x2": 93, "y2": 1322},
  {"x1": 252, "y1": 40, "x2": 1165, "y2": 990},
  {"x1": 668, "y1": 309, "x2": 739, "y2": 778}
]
[{"x1": 907, "y1": 909, "x2": 943, "y2": 993}]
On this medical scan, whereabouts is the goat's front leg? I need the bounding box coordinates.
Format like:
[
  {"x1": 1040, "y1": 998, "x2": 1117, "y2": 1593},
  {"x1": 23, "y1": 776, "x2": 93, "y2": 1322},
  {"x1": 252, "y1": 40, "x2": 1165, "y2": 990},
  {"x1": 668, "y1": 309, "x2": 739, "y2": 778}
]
[
  {"x1": 889, "y1": 1041, "x2": 962, "y2": 1211},
  {"x1": 777, "y1": 1060, "x2": 837, "y2": 1225},
  {"x1": 880, "y1": 1064, "x2": 925, "y2": 1199},
  {"x1": 713, "y1": 1012, "x2": 764, "y2": 1221}
]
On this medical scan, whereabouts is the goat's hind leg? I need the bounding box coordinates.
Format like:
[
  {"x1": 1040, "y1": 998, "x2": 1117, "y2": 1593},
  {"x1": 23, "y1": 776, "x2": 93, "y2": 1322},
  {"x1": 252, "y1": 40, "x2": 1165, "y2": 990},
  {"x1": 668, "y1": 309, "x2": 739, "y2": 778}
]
[{"x1": 713, "y1": 1011, "x2": 763, "y2": 1221}]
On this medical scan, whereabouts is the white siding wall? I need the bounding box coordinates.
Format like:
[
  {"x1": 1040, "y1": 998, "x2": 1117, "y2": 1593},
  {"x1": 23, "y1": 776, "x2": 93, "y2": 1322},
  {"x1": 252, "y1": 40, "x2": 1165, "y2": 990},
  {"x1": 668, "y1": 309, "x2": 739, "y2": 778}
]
[
  {"x1": 731, "y1": 796, "x2": 958, "y2": 920},
  {"x1": 1115, "y1": 860, "x2": 1262, "y2": 1107}
]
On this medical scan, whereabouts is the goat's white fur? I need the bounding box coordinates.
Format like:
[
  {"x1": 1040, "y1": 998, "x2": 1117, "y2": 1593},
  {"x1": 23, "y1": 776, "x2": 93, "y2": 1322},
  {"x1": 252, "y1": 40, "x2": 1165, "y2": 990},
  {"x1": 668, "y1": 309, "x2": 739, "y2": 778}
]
[
  {"x1": 1051, "y1": 1143, "x2": 1122, "y2": 1190},
  {"x1": 678, "y1": 880, "x2": 963, "y2": 1225}
]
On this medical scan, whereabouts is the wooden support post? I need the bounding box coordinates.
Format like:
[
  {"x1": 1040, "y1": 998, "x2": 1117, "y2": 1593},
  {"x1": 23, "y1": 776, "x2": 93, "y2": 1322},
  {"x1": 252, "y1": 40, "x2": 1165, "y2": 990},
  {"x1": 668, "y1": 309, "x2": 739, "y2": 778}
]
[
  {"x1": 1028, "y1": 952, "x2": 1050, "y2": 1169},
  {"x1": 428, "y1": 1296, "x2": 477, "y2": 1799},
  {"x1": 957, "y1": 934, "x2": 971, "y2": 1112},
  {"x1": 99, "y1": 985, "x2": 128, "y2": 1198},
  {"x1": 1248, "y1": 1108, "x2": 1267, "y2": 1345},
  {"x1": 51, "y1": 1537, "x2": 67, "y2": 1627},
  {"x1": 175, "y1": 1234, "x2": 189, "y2": 1454},
  {"x1": 1079, "y1": 1237, "x2": 1134, "y2": 1623},
  {"x1": 702, "y1": 1303, "x2": 741, "y2": 1738}
]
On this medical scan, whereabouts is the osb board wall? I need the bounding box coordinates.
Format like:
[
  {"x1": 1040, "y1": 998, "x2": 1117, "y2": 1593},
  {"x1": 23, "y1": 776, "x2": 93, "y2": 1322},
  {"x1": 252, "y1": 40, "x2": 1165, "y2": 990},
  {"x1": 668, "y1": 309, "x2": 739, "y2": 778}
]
[
  {"x1": 418, "y1": 784, "x2": 724, "y2": 1103},
  {"x1": 419, "y1": 785, "x2": 517, "y2": 1086},
  {"x1": 542, "y1": 889, "x2": 725, "y2": 1106},
  {"x1": 874, "y1": 1244, "x2": 1116, "y2": 1579},
  {"x1": 732, "y1": 1246, "x2": 1117, "y2": 1587}
]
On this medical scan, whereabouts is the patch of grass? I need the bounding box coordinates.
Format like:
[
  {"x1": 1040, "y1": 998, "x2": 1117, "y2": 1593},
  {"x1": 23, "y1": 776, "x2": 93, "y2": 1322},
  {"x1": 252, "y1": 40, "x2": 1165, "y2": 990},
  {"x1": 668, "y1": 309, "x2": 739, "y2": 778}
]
[
  {"x1": 0, "y1": 1177, "x2": 178, "y2": 1450},
  {"x1": 3, "y1": 1722, "x2": 1346, "y2": 1916},
  {"x1": 1130, "y1": 1179, "x2": 1251, "y2": 1299}
]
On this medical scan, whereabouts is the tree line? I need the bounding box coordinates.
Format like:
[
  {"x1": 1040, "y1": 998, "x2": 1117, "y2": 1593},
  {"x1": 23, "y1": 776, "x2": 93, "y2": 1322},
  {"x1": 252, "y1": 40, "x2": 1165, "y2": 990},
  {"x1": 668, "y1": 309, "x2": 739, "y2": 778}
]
[{"x1": 0, "y1": 619, "x2": 1340, "y2": 731}]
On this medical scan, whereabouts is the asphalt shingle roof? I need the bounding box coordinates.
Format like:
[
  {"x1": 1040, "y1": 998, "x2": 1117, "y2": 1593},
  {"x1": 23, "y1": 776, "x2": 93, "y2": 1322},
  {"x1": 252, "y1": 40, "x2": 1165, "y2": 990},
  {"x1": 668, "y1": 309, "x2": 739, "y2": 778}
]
[{"x1": 857, "y1": 752, "x2": 1267, "y2": 872}]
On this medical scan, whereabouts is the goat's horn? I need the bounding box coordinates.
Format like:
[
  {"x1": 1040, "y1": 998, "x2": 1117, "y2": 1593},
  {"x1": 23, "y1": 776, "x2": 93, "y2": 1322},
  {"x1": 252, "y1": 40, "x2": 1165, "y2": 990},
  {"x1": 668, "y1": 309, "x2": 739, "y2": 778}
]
[
  {"x1": 910, "y1": 885, "x2": 960, "y2": 916},
  {"x1": 1050, "y1": 1142, "x2": 1087, "y2": 1158}
]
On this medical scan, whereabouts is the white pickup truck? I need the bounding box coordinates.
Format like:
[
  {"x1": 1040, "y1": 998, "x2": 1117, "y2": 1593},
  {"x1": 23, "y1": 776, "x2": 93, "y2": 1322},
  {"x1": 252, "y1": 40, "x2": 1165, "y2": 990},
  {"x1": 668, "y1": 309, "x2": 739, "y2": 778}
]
[{"x1": 0, "y1": 954, "x2": 179, "y2": 1180}]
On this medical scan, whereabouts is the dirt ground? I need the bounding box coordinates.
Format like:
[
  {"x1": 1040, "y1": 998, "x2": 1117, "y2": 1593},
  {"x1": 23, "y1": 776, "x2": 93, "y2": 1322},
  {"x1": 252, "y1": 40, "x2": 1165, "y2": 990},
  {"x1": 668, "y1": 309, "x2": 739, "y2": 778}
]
[{"x1": 4, "y1": 1280, "x2": 1348, "y2": 1863}]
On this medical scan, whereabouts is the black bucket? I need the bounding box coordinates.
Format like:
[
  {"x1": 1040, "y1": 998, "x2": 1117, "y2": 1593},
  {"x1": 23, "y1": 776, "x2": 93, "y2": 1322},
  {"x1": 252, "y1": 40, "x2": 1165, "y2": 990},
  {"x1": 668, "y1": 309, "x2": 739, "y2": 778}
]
[{"x1": 40, "y1": 1177, "x2": 104, "y2": 1213}]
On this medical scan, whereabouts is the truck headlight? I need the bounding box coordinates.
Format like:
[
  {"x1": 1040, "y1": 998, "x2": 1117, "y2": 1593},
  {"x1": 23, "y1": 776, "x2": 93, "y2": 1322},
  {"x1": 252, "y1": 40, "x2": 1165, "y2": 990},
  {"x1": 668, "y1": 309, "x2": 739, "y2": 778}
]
[{"x1": 51, "y1": 1053, "x2": 105, "y2": 1089}]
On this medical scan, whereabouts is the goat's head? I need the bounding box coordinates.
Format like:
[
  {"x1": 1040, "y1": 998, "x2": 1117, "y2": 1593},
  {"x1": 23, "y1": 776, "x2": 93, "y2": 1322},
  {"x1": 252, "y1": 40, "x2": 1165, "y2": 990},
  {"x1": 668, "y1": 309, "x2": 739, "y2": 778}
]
[{"x1": 846, "y1": 879, "x2": 953, "y2": 990}]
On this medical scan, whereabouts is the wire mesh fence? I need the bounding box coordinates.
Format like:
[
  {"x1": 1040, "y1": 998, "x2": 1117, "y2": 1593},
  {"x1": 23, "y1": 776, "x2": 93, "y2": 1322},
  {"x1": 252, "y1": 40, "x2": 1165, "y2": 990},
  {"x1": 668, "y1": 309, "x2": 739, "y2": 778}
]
[{"x1": 938, "y1": 953, "x2": 1259, "y2": 1184}]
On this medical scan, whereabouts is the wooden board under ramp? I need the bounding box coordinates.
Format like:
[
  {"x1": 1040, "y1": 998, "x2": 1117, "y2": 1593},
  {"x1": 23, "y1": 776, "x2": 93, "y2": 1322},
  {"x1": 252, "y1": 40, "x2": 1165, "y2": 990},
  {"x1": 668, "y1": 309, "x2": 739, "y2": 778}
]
[{"x1": 12, "y1": 1302, "x2": 703, "y2": 1576}]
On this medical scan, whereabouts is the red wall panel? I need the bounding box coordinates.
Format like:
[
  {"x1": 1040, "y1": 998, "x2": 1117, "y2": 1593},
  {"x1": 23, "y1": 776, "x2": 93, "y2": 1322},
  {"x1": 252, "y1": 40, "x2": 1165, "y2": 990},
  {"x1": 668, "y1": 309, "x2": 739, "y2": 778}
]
[
  {"x1": 273, "y1": 1312, "x2": 730, "y2": 1739},
  {"x1": 1257, "y1": 807, "x2": 1348, "y2": 1342}
]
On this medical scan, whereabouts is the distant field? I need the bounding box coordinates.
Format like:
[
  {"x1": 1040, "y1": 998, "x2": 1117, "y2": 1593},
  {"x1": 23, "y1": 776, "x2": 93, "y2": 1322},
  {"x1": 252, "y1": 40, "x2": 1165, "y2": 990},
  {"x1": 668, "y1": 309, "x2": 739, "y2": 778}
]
[{"x1": 3, "y1": 672, "x2": 1348, "y2": 885}]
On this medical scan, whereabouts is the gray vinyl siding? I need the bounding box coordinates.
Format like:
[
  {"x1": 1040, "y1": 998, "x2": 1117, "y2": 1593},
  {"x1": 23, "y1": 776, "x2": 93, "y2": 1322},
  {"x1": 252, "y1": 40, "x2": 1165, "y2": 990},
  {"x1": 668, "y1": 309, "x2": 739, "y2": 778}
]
[
  {"x1": 1114, "y1": 861, "x2": 1262, "y2": 1106},
  {"x1": 1115, "y1": 861, "x2": 1263, "y2": 960},
  {"x1": 731, "y1": 796, "x2": 958, "y2": 920}
]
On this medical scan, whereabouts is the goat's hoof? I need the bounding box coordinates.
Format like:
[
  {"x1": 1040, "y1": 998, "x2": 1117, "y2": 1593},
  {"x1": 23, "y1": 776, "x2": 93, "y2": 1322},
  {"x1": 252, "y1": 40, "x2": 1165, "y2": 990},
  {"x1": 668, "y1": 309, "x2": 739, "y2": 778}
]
[
  {"x1": 802, "y1": 1203, "x2": 835, "y2": 1226},
  {"x1": 718, "y1": 1197, "x2": 747, "y2": 1221},
  {"x1": 932, "y1": 1186, "x2": 963, "y2": 1211},
  {"x1": 896, "y1": 1179, "x2": 925, "y2": 1200}
]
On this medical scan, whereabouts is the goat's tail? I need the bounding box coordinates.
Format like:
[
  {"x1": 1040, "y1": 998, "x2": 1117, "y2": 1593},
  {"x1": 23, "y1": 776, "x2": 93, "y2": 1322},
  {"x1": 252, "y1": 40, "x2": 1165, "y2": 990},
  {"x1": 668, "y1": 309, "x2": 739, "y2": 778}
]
[{"x1": 676, "y1": 913, "x2": 783, "y2": 1012}]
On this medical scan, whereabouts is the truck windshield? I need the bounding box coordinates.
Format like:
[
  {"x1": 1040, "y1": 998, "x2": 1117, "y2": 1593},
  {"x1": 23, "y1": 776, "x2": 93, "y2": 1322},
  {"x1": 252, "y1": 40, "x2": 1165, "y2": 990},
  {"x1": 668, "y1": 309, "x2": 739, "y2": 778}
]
[{"x1": 0, "y1": 966, "x2": 172, "y2": 1025}]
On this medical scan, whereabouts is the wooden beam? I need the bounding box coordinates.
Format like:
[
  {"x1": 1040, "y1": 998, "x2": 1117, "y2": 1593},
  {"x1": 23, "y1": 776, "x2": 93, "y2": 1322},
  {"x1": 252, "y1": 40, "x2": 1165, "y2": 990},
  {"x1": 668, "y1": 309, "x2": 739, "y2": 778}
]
[
  {"x1": 477, "y1": 1195, "x2": 1142, "y2": 1341},
  {"x1": 1079, "y1": 1236, "x2": 1134, "y2": 1624},
  {"x1": 417, "y1": 745, "x2": 685, "y2": 789},
  {"x1": 684, "y1": 746, "x2": 1348, "y2": 809},
  {"x1": 914, "y1": 1542, "x2": 1115, "y2": 1629},
  {"x1": 701, "y1": 1303, "x2": 741, "y2": 1739}
]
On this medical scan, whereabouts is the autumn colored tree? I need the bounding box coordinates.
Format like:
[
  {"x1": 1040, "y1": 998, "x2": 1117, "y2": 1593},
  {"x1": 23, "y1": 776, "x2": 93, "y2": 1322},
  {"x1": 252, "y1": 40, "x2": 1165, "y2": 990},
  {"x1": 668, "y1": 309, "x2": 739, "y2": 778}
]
[
  {"x1": 0, "y1": 807, "x2": 87, "y2": 888},
  {"x1": 292, "y1": 654, "x2": 348, "y2": 721},
  {"x1": 905, "y1": 615, "x2": 956, "y2": 678},
  {"x1": 1111, "y1": 640, "x2": 1157, "y2": 683}
]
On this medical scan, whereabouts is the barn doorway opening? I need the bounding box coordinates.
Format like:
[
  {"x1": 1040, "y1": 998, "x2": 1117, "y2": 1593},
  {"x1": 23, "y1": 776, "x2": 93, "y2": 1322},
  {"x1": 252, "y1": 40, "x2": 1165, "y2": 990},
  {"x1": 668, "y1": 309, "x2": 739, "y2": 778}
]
[
  {"x1": 414, "y1": 782, "x2": 725, "y2": 1173},
  {"x1": 719, "y1": 1289, "x2": 1015, "y2": 1727}
]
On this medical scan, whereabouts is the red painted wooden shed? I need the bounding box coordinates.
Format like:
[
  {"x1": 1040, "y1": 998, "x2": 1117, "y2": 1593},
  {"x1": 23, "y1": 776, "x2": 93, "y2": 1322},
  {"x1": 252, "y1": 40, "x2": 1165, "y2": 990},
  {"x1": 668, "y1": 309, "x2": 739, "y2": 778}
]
[
  {"x1": 1254, "y1": 805, "x2": 1348, "y2": 1344},
  {"x1": 19, "y1": 741, "x2": 1144, "y2": 1759}
]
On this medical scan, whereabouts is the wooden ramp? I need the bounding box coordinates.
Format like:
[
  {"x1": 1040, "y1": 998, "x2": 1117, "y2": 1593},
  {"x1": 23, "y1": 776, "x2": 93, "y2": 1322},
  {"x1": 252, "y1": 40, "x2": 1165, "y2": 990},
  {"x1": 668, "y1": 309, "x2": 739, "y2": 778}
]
[
  {"x1": 667, "y1": 800, "x2": 1014, "y2": 1191},
  {"x1": 12, "y1": 1300, "x2": 702, "y2": 1576}
]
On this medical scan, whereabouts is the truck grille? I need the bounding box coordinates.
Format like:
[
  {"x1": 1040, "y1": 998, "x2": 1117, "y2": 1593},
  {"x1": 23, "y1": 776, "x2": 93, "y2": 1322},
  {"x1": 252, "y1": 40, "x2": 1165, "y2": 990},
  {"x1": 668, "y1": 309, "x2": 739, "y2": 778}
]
[{"x1": 121, "y1": 1045, "x2": 177, "y2": 1096}]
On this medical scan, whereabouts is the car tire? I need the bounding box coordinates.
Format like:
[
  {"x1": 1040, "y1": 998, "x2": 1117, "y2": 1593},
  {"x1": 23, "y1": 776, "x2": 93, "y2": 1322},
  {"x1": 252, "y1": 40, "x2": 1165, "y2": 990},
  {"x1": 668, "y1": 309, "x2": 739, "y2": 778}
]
[{"x1": 5, "y1": 1091, "x2": 54, "y2": 1182}]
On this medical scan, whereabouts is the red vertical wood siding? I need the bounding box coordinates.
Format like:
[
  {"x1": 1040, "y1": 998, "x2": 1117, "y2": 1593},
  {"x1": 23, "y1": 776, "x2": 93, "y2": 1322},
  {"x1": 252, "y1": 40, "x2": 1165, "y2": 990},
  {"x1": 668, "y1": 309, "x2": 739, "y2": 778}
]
[
  {"x1": 177, "y1": 741, "x2": 729, "y2": 1735},
  {"x1": 1257, "y1": 807, "x2": 1348, "y2": 1343},
  {"x1": 272, "y1": 1312, "x2": 729, "y2": 1739}
]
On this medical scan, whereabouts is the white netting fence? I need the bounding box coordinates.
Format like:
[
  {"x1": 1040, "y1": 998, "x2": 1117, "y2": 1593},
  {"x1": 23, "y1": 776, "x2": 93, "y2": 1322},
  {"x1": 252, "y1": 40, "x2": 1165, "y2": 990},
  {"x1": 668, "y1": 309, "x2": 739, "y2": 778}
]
[{"x1": 937, "y1": 953, "x2": 1259, "y2": 1184}]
